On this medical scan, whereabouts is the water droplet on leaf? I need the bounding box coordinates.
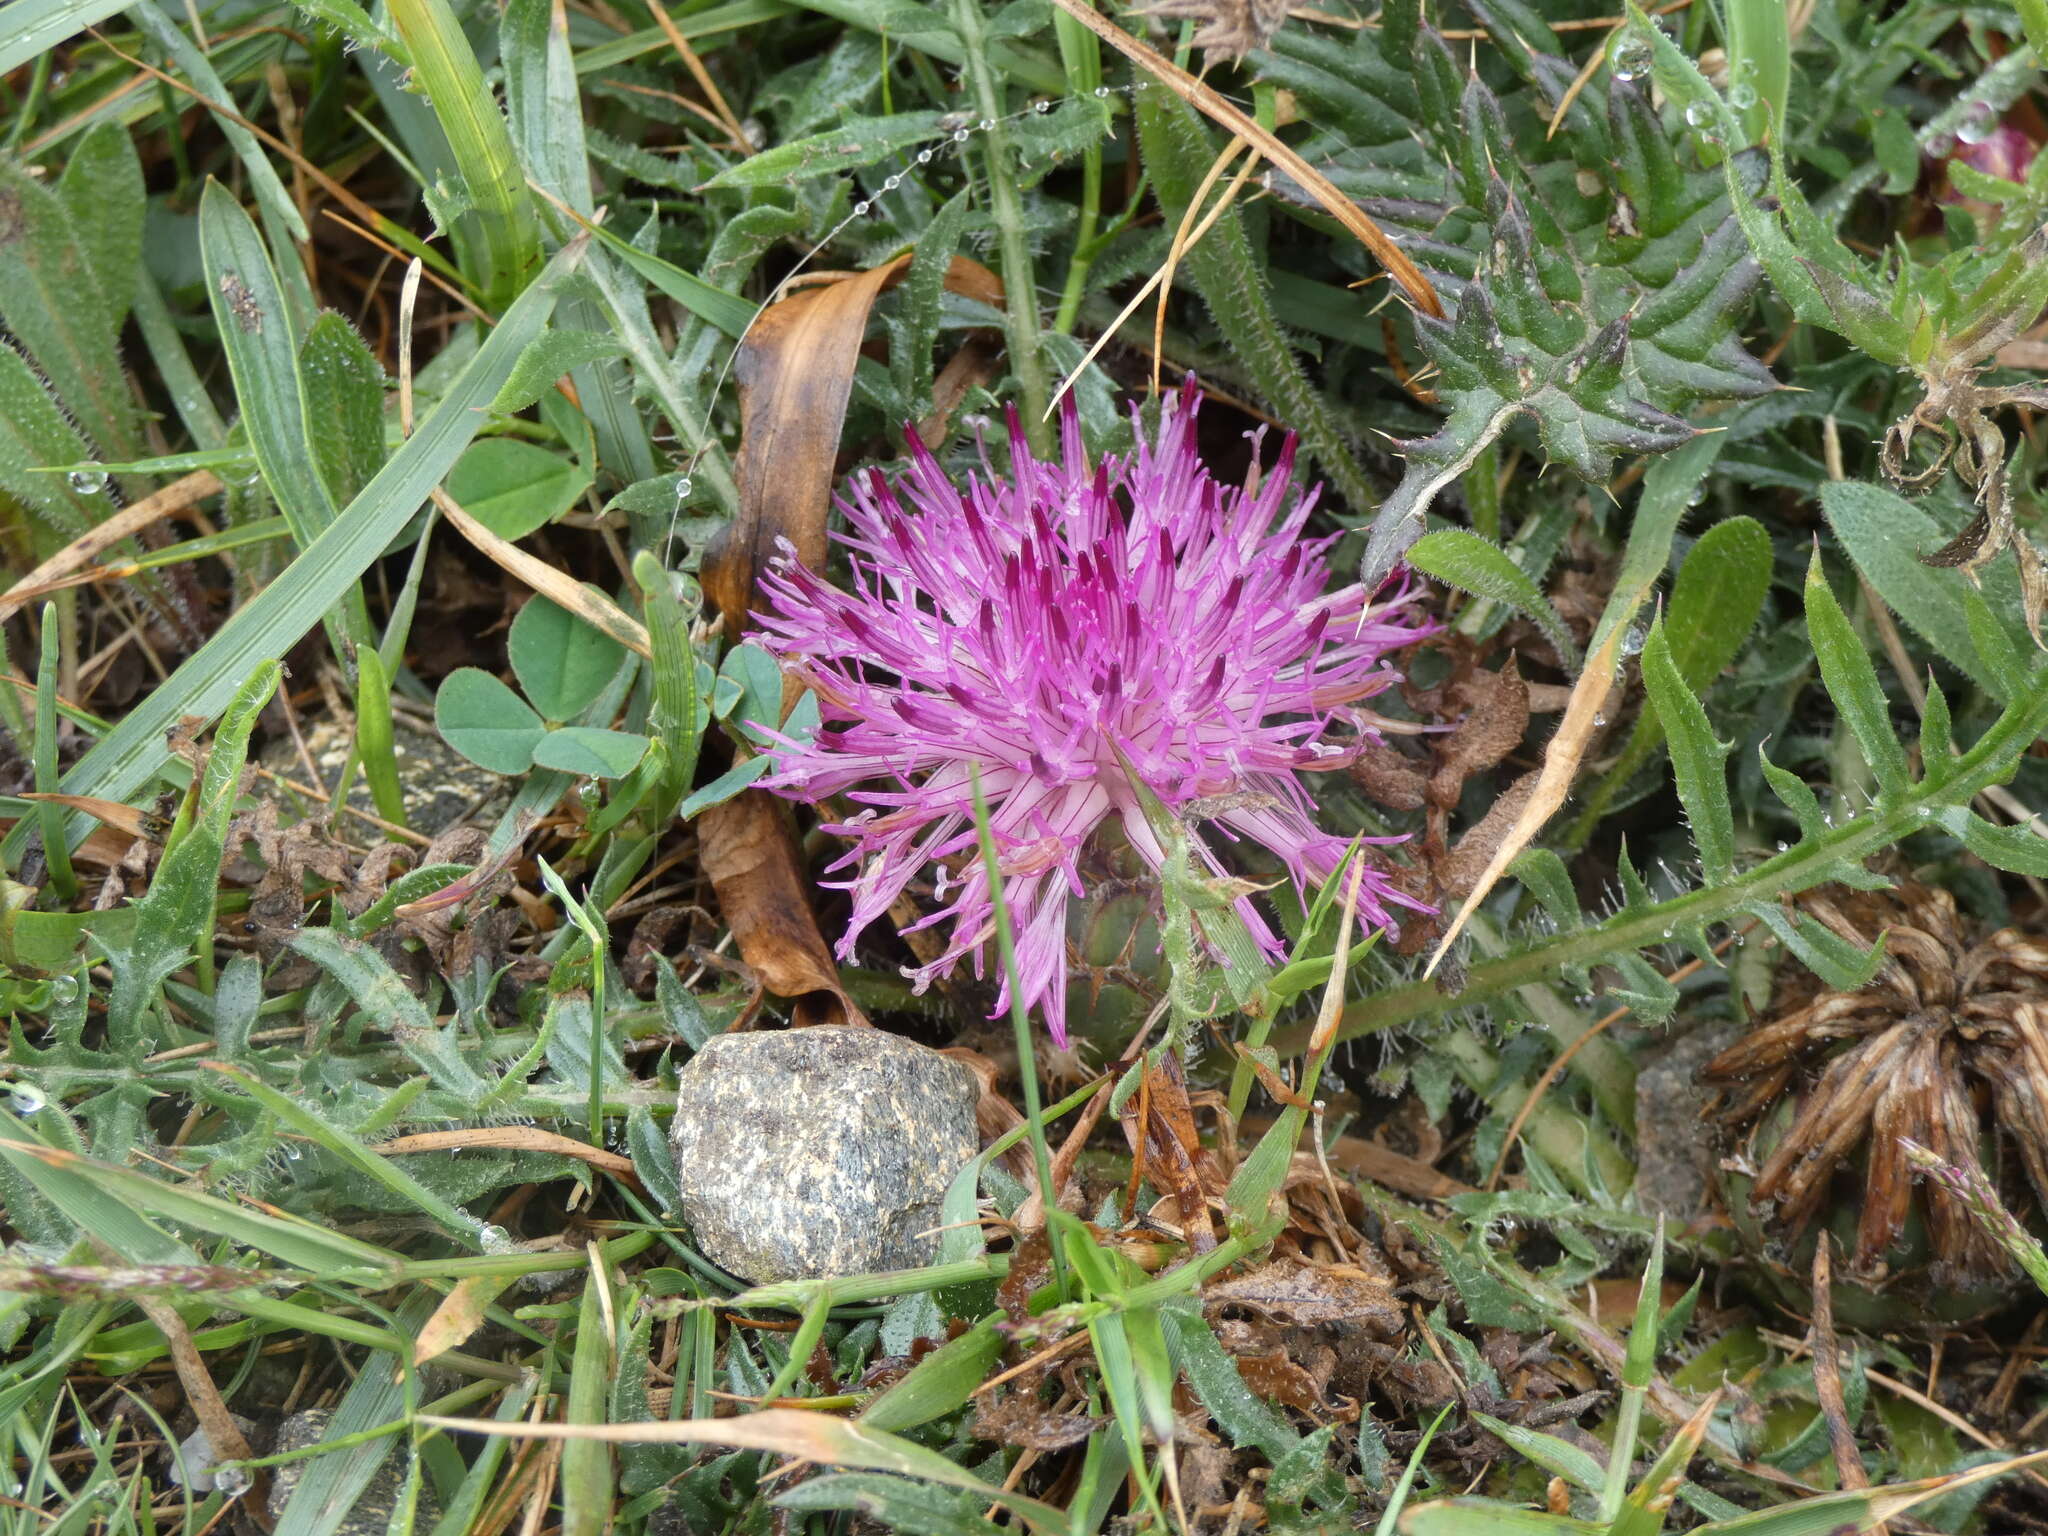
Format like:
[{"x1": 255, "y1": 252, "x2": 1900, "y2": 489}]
[{"x1": 1610, "y1": 33, "x2": 1653, "y2": 81}]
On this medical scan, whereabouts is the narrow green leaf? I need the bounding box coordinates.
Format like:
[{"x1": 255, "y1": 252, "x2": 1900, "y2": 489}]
[
  {"x1": 561, "y1": 1260, "x2": 616, "y2": 1536},
  {"x1": 1469, "y1": 1414, "x2": 1605, "y2": 1494},
  {"x1": 86, "y1": 663, "x2": 278, "y2": 1048},
  {"x1": 489, "y1": 330, "x2": 626, "y2": 415},
  {"x1": 1957, "y1": 814, "x2": 2048, "y2": 877},
  {"x1": 1401, "y1": 1501, "x2": 1603, "y2": 1535},
  {"x1": 1408, "y1": 529, "x2": 1581, "y2": 667},
  {"x1": 776, "y1": 1473, "x2": 1011, "y2": 1535},
  {"x1": 270, "y1": 1295, "x2": 437, "y2": 1536},
  {"x1": 0, "y1": 0, "x2": 132, "y2": 75},
  {"x1": 199, "y1": 180, "x2": 330, "y2": 543},
  {"x1": 1804, "y1": 551, "x2": 1910, "y2": 799},
  {"x1": 1822, "y1": 479, "x2": 2026, "y2": 700},
  {"x1": 0, "y1": 158, "x2": 137, "y2": 460},
  {"x1": 859, "y1": 1317, "x2": 1004, "y2": 1433},
  {"x1": 386, "y1": 0, "x2": 542, "y2": 307},
  {"x1": 287, "y1": 929, "x2": 490, "y2": 1097},
  {"x1": 502, "y1": 0, "x2": 591, "y2": 213},
  {"x1": 3, "y1": 1140, "x2": 397, "y2": 1276},
  {"x1": 131, "y1": 2, "x2": 309, "y2": 244},
  {"x1": 675, "y1": 755, "x2": 773, "y2": 817},
  {"x1": 1168, "y1": 1309, "x2": 1298, "y2": 1461},
  {"x1": 1641, "y1": 617, "x2": 1735, "y2": 882},
  {"x1": 209, "y1": 1065, "x2": 484, "y2": 1244},
  {"x1": 1748, "y1": 901, "x2": 1886, "y2": 991},
  {"x1": 300, "y1": 312, "x2": 388, "y2": 509},
  {"x1": 705, "y1": 111, "x2": 950, "y2": 187},
  {"x1": 1, "y1": 242, "x2": 580, "y2": 867},
  {"x1": 54, "y1": 120, "x2": 143, "y2": 318},
  {"x1": 354, "y1": 645, "x2": 408, "y2": 828}
]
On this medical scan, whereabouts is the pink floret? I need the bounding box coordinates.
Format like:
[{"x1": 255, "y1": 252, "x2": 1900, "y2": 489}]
[{"x1": 751, "y1": 382, "x2": 1434, "y2": 1046}]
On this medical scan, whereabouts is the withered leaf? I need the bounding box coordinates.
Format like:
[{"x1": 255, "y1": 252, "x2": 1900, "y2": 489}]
[
  {"x1": 1428, "y1": 657, "x2": 1531, "y2": 808},
  {"x1": 1205, "y1": 1258, "x2": 1403, "y2": 1336},
  {"x1": 697, "y1": 254, "x2": 1003, "y2": 1027}
]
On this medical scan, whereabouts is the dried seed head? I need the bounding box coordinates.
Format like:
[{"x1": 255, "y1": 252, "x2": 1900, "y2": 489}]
[{"x1": 1707, "y1": 882, "x2": 2048, "y2": 1283}]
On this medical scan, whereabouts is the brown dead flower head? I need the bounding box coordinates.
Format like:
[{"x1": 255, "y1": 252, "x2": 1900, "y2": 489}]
[{"x1": 1704, "y1": 882, "x2": 2048, "y2": 1282}]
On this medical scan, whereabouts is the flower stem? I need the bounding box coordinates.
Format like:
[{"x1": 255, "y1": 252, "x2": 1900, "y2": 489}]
[
  {"x1": 953, "y1": 0, "x2": 1052, "y2": 449},
  {"x1": 971, "y1": 768, "x2": 1068, "y2": 1296}
]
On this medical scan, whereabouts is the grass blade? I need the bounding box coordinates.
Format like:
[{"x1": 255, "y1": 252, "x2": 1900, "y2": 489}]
[
  {"x1": 0, "y1": 239, "x2": 583, "y2": 864},
  {"x1": 386, "y1": 0, "x2": 542, "y2": 306}
]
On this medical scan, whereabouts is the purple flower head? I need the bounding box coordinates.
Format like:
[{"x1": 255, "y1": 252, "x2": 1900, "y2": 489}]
[{"x1": 751, "y1": 383, "x2": 1434, "y2": 1046}]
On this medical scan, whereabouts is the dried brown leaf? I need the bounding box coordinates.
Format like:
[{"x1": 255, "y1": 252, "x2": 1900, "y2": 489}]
[
  {"x1": 697, "y1": 254, "x2": 1002, "y2": 1025},
  {"x1": 414, "y1": 1272, "x2": 516, "y2": 1365},
  {"x1": 1205, "y1": 1258, "x2": 1402, "y2": 1335}
]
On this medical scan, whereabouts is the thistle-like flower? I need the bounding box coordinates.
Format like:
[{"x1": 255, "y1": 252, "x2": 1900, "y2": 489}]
[{"x1": 753, "y1": 385, "x2": 1431, "y2": 1045}]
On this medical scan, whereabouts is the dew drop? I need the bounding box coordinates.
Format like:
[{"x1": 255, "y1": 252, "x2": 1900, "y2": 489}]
[
  {"x1": 917, "y1": 148, "x2": 934, "y2": 163},
  {"x1": 978, "y1": 118, "x2": 993, "y2": 130},
  {"x1": 953, "y1": 129, "x2": 969, "y2": 143},
  {"x1": 853, "y1": 199, "x2": 870, "y2": 215},
  {"x1": 1034, "y1": 99, "x2": 1051, "y2": 113},
  {"x1": 478, "y1": 1224, "x2": 516, "y2": 1253},
  {"x1": 213, "y1": 1466, "x2": 251, "y2": 1498},
  {"x1": 1610, "y1": 32, "x2": 1653, "y2": 82},
  {"x1": 1958, "y1": 100, "x2": 1997, "y2": 146},
  {"x1": 1094, "y1": 84, "x2": 1111, "y2": 98},
  {"x1": 674, "y1": 474, "x2": 693, "y2": 501},
  {"x1": 7, "y1": 1083, "x2": 44, "y2": 1116},
  {"x1": 67, "y1": 469, "x2": 107, "y2": 495},
  {"x1": 1593, "y1": 712, "x2": 1607, "y2": 726},
  {"x1": 1927, "y1": 131, "x2": 1957, "y2": 158},
  {"x1": 1684, "y1": 100, "x2": 1713, "y2": 129},
  {"x1": 1727, "y1": 81, "x2": 1757, "y2": 110},
  {"x1": 49, "y1": 974, "x2": 77, "y2": 1005},
  {"x1": 1620, "y1": 623, "x2": 1647, "y2": 657},
  {"x1": 1776, "y1": 841, "x2": 1789, "y2": 852},
  {"x1": 882, "y1": 174, "x2": 902, "y2": 191}
]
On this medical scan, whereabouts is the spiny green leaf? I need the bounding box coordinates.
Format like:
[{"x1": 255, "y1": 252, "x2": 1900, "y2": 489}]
[
  {"x1": 0, "y1": 158, "x2": 138, "y2": 461},
  {"x1": 86, "y1": 664, "x2": 279, "y2": 1050},
  {"x1": 489, "y1": 330, "x2": 628, "y2": 415},
  {"x1": 1408, "y1": 529, "x2": 1581, "y2": 667},
  {"x1": 1804, "y1": 551, "x2": 1911, "y2": 799},
  {"x1": 1955, "y1": 813, "x2": 2048, "y2": 878},
  {"x1": 1641, "y1": 617, "x2": 1735, "y2": 882},
  {"x1": 287, "y1": 929, "x2": 490, "y2": 1098},
  {"x1": 704, "y1": 111, "x2": 952, "y2": 187},
  {"x1": 301, "y1": 312, "x2": 389, "y2": 510}
]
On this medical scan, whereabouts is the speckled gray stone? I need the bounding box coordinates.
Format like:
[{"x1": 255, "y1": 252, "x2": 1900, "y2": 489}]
[
  {"x1": 1633, "y1": 1018, "x2": 1743, "y2": 1225},
  {"x1": 671, "y1": 1026, "x2": 980, "y2": 1283}
]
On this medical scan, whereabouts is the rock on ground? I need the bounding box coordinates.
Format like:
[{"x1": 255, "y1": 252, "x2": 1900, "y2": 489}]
[{"x1": 671, "y1": 1025, "x2": 980, "y2": 1283}]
